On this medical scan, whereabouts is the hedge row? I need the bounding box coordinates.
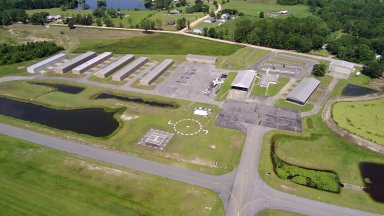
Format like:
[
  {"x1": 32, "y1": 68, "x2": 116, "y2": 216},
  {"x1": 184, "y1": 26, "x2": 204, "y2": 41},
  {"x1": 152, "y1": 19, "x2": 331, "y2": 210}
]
[{"x1": 271, "y1": 135, "x2": 341, "y2": 193}]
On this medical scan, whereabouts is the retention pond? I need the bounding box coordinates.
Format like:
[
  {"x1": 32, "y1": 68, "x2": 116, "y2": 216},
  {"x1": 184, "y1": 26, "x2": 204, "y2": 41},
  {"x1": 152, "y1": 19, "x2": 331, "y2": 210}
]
[
  {"x1": 342, "y1": 84, "x2": 378, "y2": 96},
  {"x1": 30, "y1": 82, "x2": 85, "y2": 94},
  {"x1": 0, "y1": 97, "x2": 119, "y2": 137},
  {"x1": 95, "y1": 92, "x2": 178, "y2": 108},
  {"x1": 360, "y1": 162, "x2": 384, "y2": 202}
]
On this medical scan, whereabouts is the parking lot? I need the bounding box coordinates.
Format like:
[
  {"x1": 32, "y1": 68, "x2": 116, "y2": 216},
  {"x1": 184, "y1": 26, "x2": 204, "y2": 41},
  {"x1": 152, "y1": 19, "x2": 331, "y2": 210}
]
[
  {"x1": 216, "y1": 100, "x2": 302, "y2": 132},
  {"x1": 157, "y1": 62, "x2": 228, "y2": 103}
]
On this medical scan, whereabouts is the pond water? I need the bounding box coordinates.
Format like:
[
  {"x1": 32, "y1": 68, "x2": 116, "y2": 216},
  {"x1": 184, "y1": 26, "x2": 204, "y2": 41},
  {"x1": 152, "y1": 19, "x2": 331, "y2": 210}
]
[
  {"x1": 95, "y1": 92, "x2": 178, "y2": 108},
  {"x1": 30, "y1": 82, "x2": 84, "y2": 94},
  {"x1": 0, "y1": 97, "x2": 119, "y2": 137},
  {"x1": 76, "y1": 0, "x2": 145, "y2": 10},
  {"x1": 342, "y1": 84, "x2": 378, "y2": 96},
  {"x1": 359, "y1": 162, "x2": 384, "y2": 202}
]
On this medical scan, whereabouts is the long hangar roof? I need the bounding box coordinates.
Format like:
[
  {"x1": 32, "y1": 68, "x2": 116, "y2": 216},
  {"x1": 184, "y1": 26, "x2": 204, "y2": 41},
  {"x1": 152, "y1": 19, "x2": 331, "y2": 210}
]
[
  {"x1": 231, "y1": 70, "x2": 256, "y2": 89},
  {"x1": 286, "y1": 77, "x2": 320, "y2": 104}
]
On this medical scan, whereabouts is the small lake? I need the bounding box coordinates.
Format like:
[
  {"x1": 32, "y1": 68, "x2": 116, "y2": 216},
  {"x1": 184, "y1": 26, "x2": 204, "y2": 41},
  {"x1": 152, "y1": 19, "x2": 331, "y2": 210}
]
[
  {"x1": 76, "y1": 0, "x2": 146, "y2": 10},
  {"x1": 0, "y1": 97, "x2": 119, "y2": 137},
  {"x1": 30, "y1": 82, "x2": 85, "y2": 94},
  {"x1": 342, "y1": 84, "x2": 378, "y2": 97},
  {"x1": 95, "y1": 92, "x2": 178, "y2": 108},
  {"x1": 360, "y1": 162, "x2": 384, "y2": 202}
]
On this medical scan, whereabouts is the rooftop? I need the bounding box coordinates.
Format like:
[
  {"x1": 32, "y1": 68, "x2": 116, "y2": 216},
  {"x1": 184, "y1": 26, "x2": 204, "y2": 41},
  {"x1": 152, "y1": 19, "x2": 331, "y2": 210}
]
[
  {"x1": 286, "y1": 77, "x2": 320, "y2": 104},
  {"x1": 231, "y1": 70, "x2": 256, "y2": 89}
]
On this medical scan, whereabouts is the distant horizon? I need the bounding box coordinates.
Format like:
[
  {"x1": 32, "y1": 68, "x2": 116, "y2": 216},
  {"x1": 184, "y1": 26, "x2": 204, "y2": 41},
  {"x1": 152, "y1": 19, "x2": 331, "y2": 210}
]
[{"x1": 76, "y1": 0, "x2": 146, "y2": 10}]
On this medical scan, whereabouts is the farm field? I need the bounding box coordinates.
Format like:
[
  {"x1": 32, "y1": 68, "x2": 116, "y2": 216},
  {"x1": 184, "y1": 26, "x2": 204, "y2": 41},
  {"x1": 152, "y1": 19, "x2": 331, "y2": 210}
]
[
  {"x1": 221, "y1": 0, "x2": 313, "y2": 18},
  {"x1": 332, "y1": 98, "x2": 384, "y2": 145},
  {"x1": 217, "y1": 47, "x2": 270, "y2": 70},
  {"x1": 0, "y1": 80, "x2": 245, "y2": 175},
  {"x1": 0, "y1": 134, "x2": 224, "y2": 216},
  {"x1": 258, "y1": 113, "x2": 384, "y2": 214}
]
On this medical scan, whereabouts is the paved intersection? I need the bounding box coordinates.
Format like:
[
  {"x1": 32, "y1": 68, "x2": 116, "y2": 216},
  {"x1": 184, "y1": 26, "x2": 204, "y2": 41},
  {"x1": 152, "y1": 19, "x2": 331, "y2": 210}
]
[{"x1": 0, "y1": 75, "x2": 380, "y2": 216}]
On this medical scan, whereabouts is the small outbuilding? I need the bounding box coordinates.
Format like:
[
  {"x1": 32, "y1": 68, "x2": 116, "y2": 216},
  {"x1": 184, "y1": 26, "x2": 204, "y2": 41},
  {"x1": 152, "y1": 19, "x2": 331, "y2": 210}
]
[
  {"x1": 259, "y1": 74, "x2": 279, "y2": 87},
  {"x1": 231, "y1": 70, "x2": 256, "y2": 92},
  {"x1": 286, "y1": 77, "x2": 320, "y2": 105}
]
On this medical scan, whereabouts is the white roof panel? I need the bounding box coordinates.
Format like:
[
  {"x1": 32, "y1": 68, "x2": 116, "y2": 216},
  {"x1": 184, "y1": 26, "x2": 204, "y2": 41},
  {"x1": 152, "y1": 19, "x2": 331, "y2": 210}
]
[{"x1": 231, "y1": 70, "x2": 256, "y2": 89}]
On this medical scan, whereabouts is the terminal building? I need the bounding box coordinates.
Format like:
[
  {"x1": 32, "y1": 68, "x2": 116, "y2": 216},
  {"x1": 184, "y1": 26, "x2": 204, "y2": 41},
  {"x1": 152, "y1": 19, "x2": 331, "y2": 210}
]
[
  {"x1": 286, "y1": 77, "x2": 320, "y2": 105},
  {"x1": 230, "y1": 70, "x2": 256, "y2": 92},
  {"x1": 27, "y1": 53, "x2": 66, "y2": 73},
  {"x1": 54, "y1": 51, "x2": 96, "y2": 74}
]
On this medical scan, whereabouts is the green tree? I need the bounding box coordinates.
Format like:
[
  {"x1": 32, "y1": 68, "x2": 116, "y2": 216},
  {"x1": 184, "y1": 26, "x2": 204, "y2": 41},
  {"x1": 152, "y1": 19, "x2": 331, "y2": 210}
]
[
  {"x1": 96, "y1": 18, "x2": 102, "y2": 26},
  {"x1": 362, "y1": 61, "x2": 384, "y2": 78},
  {"x1": 259, "y1": 11, "x2": 264, "y2": 18},
  {"x1": 140, "y1": 19, "x2": 155, "y2": 31},
  {"x1": 209, "y1": 10, "x2": 215, "y2": 18},
  {"x1": 312, "y1": 63, "x2": 327, "y2": 77},
  {"x1": 67, "y1": 19, "x2": 75, "y2": 29},
  {"x1": 176, "y1": 17, "x2": 186, "y2": 30}
]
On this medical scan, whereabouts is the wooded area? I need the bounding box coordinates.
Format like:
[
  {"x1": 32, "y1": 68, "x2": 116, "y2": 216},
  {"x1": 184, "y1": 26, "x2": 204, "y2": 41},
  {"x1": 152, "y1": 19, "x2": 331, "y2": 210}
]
[{"x1": 0, "y1": 42, "x2": 63, "y2": 65}]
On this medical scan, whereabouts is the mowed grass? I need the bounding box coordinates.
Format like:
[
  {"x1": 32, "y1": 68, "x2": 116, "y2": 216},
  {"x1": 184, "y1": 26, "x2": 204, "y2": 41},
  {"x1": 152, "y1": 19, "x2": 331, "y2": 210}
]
[
  {"x1": 0, "y1": 80, "x2": 245, "y2": 175},
  {"x1": 217, "y1": 47, "x2": 270, "y2": 70},
  {"x1": 75, "y1": 33, "x2": 242, "y2": 55},
  {"x1": 256, "y1": 209, "x2": 305, "y2": 216},
  {"x1": 259, "y1": 113, "x2": 384, "y2": 214},
  {"x1": 0, "y1": 60, "x2": 36, "y2": 77},
  {"x1": 332, "y1": 98, "x2": 384, "y2": 145},
  {"x1": 0, "y1": 134, "x2": 224, "y2": 216},
  {"x1": 222, "y1": 0, "x2": 313, "y2": 18},
  {"x1": 274, "y1": 99, "x2": 313, "y2": 112},
  {"x1": 252, "y1": 76, "x2": 289, "y2": 96},
  {"x1": 215, "y1": 72, "x2": 237, "y2": 101}
]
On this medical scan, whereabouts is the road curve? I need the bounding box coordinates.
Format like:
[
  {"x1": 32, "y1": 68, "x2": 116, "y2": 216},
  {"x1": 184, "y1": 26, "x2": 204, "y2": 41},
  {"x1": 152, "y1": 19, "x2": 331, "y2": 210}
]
[{"x1": 0, "y1": 123, "x2": 235, "y2": 209}]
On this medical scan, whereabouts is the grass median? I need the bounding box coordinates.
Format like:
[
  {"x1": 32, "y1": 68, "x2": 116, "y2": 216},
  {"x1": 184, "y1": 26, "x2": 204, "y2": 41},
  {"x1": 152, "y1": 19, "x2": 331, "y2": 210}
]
[{"x1": 0, "y1": 134, "x2": 224, "y2": 216}]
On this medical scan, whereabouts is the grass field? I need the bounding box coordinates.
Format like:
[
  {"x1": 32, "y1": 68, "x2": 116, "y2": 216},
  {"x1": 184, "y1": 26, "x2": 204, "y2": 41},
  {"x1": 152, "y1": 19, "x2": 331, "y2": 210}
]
[
  {"x1": 252, "y1": 77, "x2": 289, "y2": 97},
  {"x1": 217, "y1": 47, "x2": 270, "y2": 70},
  {"x1": 256, "y1": 209, "x2": 305, "y2": 216},
  {"x1": 0, "y1": 134, "x2": 224, "y2": 216},
  {"x1": 332, "y1": 98, "x2": 384, "y2": 145},
  {"x1": 221, "y1": 0, "x2": 313, "y2": 18},
  {"x1": 75, "y1": 33, "x2": 242, "y2": 56},
  {"x1": 3, "y1": 24, "x2": 241, "y2": 56},
  {"x1": 215, "y1": 72, "x2": 237, "y2": 101},
  {"x1": 0, "y1": 80, "x2": 244, "y2": 175},
  {"x1": 259, "y1": 113, "x2": 384, "y2": 214},
  {"x1": 0, "y1": 60, "x2": 36, "y2": 77},
  {"x1": 274, "y1": 99, "x2": 314, "y2": 112}
]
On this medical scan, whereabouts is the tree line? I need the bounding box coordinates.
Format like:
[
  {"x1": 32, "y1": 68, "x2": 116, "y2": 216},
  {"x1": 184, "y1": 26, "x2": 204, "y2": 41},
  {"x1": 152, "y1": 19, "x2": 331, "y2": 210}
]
[
  {"x1": 0, "y1": 0, "x2": 77, "y2": 10},
  {"x1": 229, "y1": 16, "x2": 329, "y2": 53},
  {"x1": 0, "y1": 41, "x2": 63, "y2": 65}
]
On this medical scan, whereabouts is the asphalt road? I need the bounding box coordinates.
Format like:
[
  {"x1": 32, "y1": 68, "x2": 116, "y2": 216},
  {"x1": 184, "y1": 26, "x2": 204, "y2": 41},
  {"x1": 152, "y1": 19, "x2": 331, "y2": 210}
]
[{"x1": 0, "y1": 74, "x2": 379, "y2": 215}]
